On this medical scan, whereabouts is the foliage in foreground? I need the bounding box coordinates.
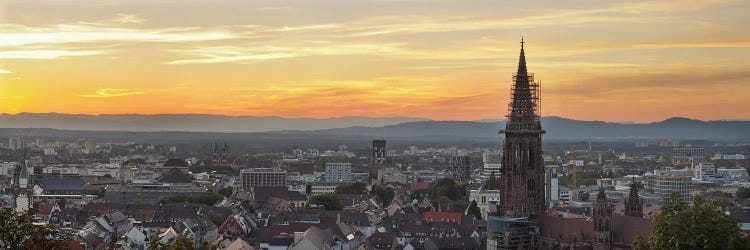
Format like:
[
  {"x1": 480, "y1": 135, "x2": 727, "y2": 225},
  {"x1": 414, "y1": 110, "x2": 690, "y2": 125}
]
[
  {"x1": 0, "y1": 209, "x2": 70, "y2": 249},
  {"x1": 634, "y1": 193, "x2": 750, "y2": 250}
]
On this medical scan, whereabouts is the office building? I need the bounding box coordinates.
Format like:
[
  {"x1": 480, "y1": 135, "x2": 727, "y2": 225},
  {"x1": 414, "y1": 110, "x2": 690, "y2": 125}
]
[
  {"x1": 654, "y1": 170, "x2": 692, "y2": 204},
  {"x1": 481, "y1": 152, "x2": 502, "y2": 181},
  {"x1": 240, "y1": 168, "x2": 287, "y2": 191},
  {"x1": 451, "y1": 155, "x2": 472, "y2": 181},
  {"x1": 672, "y1": 146, "x2": 704, "y2": 164},
  {"x1": 372, "y1": 139, "x2": 386, "y2": 165},
  {"x1": 544, "y1": 165, "x2": 559, "y2": 208},
  {"x1": 325, "y1": 163, "x2": 352, "y2": 182}
]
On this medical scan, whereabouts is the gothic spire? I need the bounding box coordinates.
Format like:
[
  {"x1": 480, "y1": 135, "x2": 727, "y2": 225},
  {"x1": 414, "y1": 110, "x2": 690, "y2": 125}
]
[
  {"x1": 517, "y1": 37, "x2": 527, "y2": 77},
  {"x1": 504, "y1": 37, "x2": 542, "y2": 132}
]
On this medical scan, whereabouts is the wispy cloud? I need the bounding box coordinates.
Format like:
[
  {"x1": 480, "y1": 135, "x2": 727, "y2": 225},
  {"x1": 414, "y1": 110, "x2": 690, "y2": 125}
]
[
  {"x1": 0, "y1": 69, "x2": 11, "y2": 74},
  {"x1": 0, "y1": 50, "x2": 104, "y2": 59},
  {"x1": 80, "y1": 88, "x2": 142, "y2": 98},
  {"x1": 0, "y1": 24, "x2": 241, "y2": 47},
  {"x1": 116, "y1": 14, "x2": 146, "y2": 24},
  {"x1": 167, "y1": 43, "x2": 405, "y2": 64}
]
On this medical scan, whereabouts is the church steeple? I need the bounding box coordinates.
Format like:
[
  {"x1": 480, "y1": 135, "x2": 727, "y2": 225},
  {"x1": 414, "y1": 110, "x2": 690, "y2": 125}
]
[
  {"x1": 594, "y1": 186, "x2": 613, "y2": 250},
  {"x1": 517, "y1": 37, "x2": 527, "y2": 77},
  {"x1": 504, "y1": 38, "x2": 542, "y2": 133},
  {"x1": 625, "y1": 179, "x2": 643, "y2": 217},
  {"x1": 500, "y1": 38, "x2": 545, "y2": 218}
]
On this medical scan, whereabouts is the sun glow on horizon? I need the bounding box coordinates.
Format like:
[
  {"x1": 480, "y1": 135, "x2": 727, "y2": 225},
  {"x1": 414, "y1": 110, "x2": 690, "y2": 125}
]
[{"x1": 1, "y1": 0, "x2": 749, "y2": 122}]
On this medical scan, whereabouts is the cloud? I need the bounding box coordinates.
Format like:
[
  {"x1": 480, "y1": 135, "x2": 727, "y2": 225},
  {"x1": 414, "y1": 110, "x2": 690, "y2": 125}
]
[
  {"x1": 0, "y1": 69, "x2": 11, "y2": 74},
  {"x1": 0, "y1": 24, "x2": 241, "y2": 47},
  {"x1": 0, "y1": 50, "x2": 104, "y2": 59},
  {"x1": 167, "y1": 43, "x2": 405, "y2": 64},
  {"x1": 116, "y1": 14, "x2": 146, "y2": 24},
  {"x1": 80, "y1": 88, "x2": 142, "y2": 98}
]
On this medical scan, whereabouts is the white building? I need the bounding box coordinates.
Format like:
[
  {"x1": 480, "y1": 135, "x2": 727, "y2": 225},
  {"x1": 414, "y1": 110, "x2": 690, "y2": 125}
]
[
  {"x1": 712, "y1": 154, "x2": 746, "y2": 160},
  {"x1": 469, "y1": 187, "x2": 500, "y2": 219},
  {"x1": 481, "y1": 152, "x2": 502, "y2": 181},
  {"x1": 716, "y1": 168, "x2": 749, "y2": 181},
  {"x1": 0, "y1": 162, "x2": 16, "y2": 177},
  {"x1": 693, "y1": 163, "x2": 716, "y2": 180},
  {"x1": 325, "y1": 163, "x2": 352, "y2": 182},
  {"x1": 545, "y1": 165, "x2": 560, "y2": 208}
]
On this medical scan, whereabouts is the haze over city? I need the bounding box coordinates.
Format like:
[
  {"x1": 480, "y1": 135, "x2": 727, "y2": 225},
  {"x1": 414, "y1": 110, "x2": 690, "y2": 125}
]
[
  {"x1": 2, "y1": 1, "x2": 750, "y2": 250},
  {"x1": 2, "y1": 0, "x2": 750, "y2": 122}
]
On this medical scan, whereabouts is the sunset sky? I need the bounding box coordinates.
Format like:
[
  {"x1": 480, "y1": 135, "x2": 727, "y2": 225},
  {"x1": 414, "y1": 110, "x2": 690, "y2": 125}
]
[{"x1": 1, "y1": 0, "x2": 749, "y2": 122}]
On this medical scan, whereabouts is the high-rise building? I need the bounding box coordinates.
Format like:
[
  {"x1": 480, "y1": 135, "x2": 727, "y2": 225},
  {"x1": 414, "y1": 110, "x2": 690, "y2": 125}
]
[
  {"x1": 372, "y1": 139, "x2": 386, "y2": 165},
  {"x1": 325, "y1": 163, "x2": 352, "y2": 182},
  {"x1": 481, "y1": 152, "x2": 502, "y2": 181},
  {"x1": 500, "y1": 39, "x2": 545, "y2": 218},
  {"x1": 544, "y1": 165, "x2": 559, "y2": 208},
  {"x1": 672, "y1": 146, "x2": 704, "y2": 164},
  {"x1": 240, "y1": 168, "x2": 287, "y2": 191},
  {"x1": 654, "y1": 170, "x2": 692, "y2": 204},
  {"x1": 8, "y1": 138, "x2": 21, "y2": 150},
  {"x1": 451, "y1": 155, "x2": 472, "y2": 181}
]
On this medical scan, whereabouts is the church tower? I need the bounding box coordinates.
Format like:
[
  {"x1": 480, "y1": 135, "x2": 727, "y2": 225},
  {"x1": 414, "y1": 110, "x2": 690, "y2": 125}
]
[
  {"x1": 594, "y1": 186, "x2": 613, "y2": 250},
  {"x1": 500, "y1": 39, "x2": 545, "y2": 218},
  {"x1": 625, "y1": 180, "x2": 643, "y2": 217}
]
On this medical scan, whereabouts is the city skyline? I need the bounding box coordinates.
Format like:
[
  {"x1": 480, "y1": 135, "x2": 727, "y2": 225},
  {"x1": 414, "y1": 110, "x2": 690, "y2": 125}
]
[{"x1": 2, "y1": 1, "x2": 750, "y2": 122}]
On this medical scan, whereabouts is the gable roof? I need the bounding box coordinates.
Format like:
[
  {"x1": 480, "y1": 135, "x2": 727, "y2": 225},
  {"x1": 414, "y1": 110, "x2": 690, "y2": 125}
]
[{"x1": 157, "y1": 168, "x2": 193, "y2": 183}]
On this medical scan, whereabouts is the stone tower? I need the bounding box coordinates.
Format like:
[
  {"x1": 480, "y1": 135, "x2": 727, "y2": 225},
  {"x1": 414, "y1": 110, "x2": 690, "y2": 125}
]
[
  {"x1": 500, "y1": 39, "x2": 545, "y2": 218},
  {"x1": 593, "y1": 186, "x2": 613, "y2": 250},
  {"x1": 625, "y1": 179, "x2": 643, "y2": 217}
]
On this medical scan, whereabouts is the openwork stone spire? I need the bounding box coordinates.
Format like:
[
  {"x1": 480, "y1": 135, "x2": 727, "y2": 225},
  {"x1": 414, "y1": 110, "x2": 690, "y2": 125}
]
[{"x1": 500, "y1": 39, "x2": 545, "y2": 218}]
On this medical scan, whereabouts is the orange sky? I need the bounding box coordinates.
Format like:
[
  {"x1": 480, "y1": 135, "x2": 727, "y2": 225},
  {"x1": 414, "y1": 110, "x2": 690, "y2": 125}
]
[{"x1": 1, "y1": 0, "x2": 749, "y2": 122}]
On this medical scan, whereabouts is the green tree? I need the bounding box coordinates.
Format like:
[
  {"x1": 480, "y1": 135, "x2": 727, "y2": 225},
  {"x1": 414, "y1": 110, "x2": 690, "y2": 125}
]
[
  {"x1": 467, "y1": 200, "x2": 482, "y2": 219},
  {"x1": 208, "y1": 213, "x2": 226, "y2": 227},
  {"x1": 737, "y1": 187, "x2": 750, "y2": 200},
  {"x1": 429, "y1": 178, "x2": 466, "y2": 205},
  {"x1": 371, "y1": 184, "x2": 395, "y2": 206},
  {"x1": 335, "y1": 182, "x2": 368, "y2": 194},
  {"x1": 218, "y1": 187, "x2": 233, "y2": 198},
  {"x1": 644, "y1": 193, "x2": 749, "y2": 250},
  {"x1": 309, "y1": 194, "x2": 342, "y2": 211},
  {"x1": 0, "y1": 209, "x2": 69, "y2": 249},
  {"x1": 485, "y1": 171, "x2": 497, "y2": 189}
]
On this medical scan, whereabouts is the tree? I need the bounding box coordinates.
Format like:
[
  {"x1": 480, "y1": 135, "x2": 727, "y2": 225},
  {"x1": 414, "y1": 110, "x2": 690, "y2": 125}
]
[
  {"x1": 485, "y1": 171, "x2": 497, "y2": 189},
  {"x1": 643, "y1": 193, "x2": 749, "y2": 249},
  {"x1": 371, "y1": 184, "x2": 395, "y2": 206},
  {"x1": 309, "y1": 194, "x2": 342, "y2": 211},
  {"x1": 737, "y1": 187, "x2": 750, "y2": 200},
  {"x1": 218, "y1": 187, "x2": 233, "y2": 198},
  {"x1": 0, "y1": 209, "x2": 69, "y2": 249},
  {"x1": 335, "y1": 182, "x2": 368, "y2": 195},
  {"x1": 467, "y1": 200, "x2": 482, "y2": 219},
  {"x1": 429, "y1": 178, "x2": 466, "y2": 205}
]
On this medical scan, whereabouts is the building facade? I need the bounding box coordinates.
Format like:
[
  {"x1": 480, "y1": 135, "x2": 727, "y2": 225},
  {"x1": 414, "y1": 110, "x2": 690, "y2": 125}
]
[
  {"x1": 372, "y1": 139, "x2": 386, "y2": 165},
  {"x1": 325, "y1": 163, "x2": 352, "y2": 182},
  {"x1": 240, "y1": 168, "x2": 287, "y2": 191}
]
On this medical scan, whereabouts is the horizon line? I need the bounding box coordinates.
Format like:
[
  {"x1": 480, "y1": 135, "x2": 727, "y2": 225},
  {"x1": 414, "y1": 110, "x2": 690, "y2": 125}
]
[{"x1": 2, "y1": 112, "x2": 749, "y2": 124}]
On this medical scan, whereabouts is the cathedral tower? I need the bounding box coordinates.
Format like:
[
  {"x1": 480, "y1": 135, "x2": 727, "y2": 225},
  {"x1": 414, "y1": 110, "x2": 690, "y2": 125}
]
[{"x1": 500, "y1": 39, "x2": 545, "y2": 218}]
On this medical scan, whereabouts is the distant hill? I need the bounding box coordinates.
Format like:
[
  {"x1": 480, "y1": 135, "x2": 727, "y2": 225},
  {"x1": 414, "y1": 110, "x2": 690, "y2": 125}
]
[
  {"x1": 0, "y1": 113, "x2": 747, "y2": 141},
  {"x1": 0, "y1": 113, "x2": 428, "y2": 132},
  {"x1": 290, "y1": 116, "x2": 750, "y2": 141}
]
